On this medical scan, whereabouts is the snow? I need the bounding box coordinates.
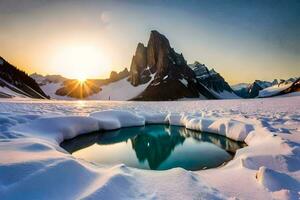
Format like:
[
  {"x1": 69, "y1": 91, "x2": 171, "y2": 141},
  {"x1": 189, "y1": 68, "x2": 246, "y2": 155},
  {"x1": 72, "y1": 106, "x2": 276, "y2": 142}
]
[
  {"x1": 259, "y1": 82, "x2": 293, "y2": 97},
  {"x1": 40, "y1": 82, "x2": 74, "y2": 100},
  {"x1": 0, "y1": 85, "x2": 27, "y2": 98},
  {"x1": 278, "y1": 91, "x2": 300, "y2": 97},
  {"x1": 24, "y1": 84, "x2": 47, "y2": 99},
  {"x1": 0, "y1": 96, "x2": 299, "y2": 199},
  {"x1": 90, "y1": 110, "x2": 145, "y2": 129},
  {"x1": 211, "y1": 90, "x2": 241, "y2": 99},
  {"x1": 86, "y1": 76, "x2": 154, "y2": 100},
  {"x1": 0, "y1": 78, "x2": 32, "y2": 98},
  {"x1": 34, "y1": 75, "x2": 153, "y2": 100},
  {"x1": 37, "y1": 78, "x2": 150, "y2": 101},
  {"x1": 179, "y1": 78, "x2": 188, "y2": 87}
]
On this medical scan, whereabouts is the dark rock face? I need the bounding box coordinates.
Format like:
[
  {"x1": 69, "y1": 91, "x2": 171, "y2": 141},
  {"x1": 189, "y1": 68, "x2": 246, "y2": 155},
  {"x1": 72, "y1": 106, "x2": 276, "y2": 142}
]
[
  {"x1": 129, "y1": 30, "x2": 215, "y2": 100},
  {"x1": 109, "y1": 68, "x2": 130, "y2": 83},
  {"x1": 233, "y1": 87, "x2": 250, "y2": 98},
  {"x1": 129, "y1": 43, "x2": 150, "y2": 86},
  {"x1": 248, "y1": 81, "x2": 265, "y2": 98},
  {"x1": 118, "y1": 68, "x2": 129, "y2": 80},
  {"x1": 109, "y1": 71, "x2": 119, "y2": 82},
  {"x1": 190, "y1": 61, "x2": 234, "y2": 93},
  {"x1": 0, "y1": 57, "x2": 49, "y2": 99}
]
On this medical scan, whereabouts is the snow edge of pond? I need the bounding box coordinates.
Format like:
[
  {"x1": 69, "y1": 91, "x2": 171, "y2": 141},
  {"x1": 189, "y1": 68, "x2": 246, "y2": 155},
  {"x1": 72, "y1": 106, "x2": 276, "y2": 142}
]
[{"x1": 0, "y1": 110, "x2": 299, "y2": 199}]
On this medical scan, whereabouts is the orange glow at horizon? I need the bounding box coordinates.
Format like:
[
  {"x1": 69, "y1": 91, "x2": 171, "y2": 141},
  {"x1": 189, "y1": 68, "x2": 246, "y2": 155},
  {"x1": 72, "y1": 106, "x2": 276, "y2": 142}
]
[{"x1": 49, "y1": 44, "x2": 111, "y2": 80}]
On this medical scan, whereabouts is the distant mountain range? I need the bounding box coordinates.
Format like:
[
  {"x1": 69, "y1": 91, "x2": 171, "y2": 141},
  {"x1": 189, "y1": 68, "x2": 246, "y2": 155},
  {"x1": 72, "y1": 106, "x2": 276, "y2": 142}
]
[
  {"x1": 232, "y1": 78, "x2": 299, "y2": 98},
  {"x1": 1, "y1": 30, "x2": 299, "y2": 100}
]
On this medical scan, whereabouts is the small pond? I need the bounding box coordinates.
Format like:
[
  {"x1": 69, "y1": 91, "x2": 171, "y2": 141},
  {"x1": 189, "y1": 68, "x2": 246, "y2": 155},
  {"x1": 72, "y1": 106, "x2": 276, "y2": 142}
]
[{"x1": 61, "y1": 125, "x2": 245, "y2": 171}]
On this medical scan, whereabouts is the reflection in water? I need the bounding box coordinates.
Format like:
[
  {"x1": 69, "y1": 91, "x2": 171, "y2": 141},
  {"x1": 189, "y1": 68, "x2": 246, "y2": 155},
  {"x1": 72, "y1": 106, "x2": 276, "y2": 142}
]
[
  {"x1": 61, "y1": 125, "x2": 245, "y2": 171},
  {"x1": 131, "y1": 126, "x2": 185, "y2": 169}
]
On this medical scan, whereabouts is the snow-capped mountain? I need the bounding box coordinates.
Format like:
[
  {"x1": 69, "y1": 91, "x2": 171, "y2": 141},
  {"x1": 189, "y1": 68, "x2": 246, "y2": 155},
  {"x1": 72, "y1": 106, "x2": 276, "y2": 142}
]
[
  {"x1": 0, "y1": 57, "x2": 48, "y2": 99},
  {"x1": 128, "y1": 30, "x2": 216, "y2": 100},
  {"x1": 233, "y1": 78, "x2": 299, "y2": 98},
  {"x1": 189, "y1": 61, "x2": 240, "y2": 99},
  {"x1": 248, "y1": 80, "x2": 274, "y2": 98},
  {"x1": 258, "y1": 77, "x2": 300, "y2": 97}
]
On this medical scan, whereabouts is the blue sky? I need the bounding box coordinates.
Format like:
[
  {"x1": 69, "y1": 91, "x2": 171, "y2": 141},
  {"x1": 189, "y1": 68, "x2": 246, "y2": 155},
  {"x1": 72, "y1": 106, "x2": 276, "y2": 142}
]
[{"x1": 0, "y1": 0, "x2": 299, "y2": 83}]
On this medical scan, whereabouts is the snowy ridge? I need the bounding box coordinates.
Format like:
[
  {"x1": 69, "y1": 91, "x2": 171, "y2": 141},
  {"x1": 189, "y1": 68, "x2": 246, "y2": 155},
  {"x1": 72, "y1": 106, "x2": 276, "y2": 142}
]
[
  {"x1": 0, "y1": 78, "x2": 31, "y2": 99},
  {"x1": 259, "y1": 82, "x2": 293, "y2": 98}
]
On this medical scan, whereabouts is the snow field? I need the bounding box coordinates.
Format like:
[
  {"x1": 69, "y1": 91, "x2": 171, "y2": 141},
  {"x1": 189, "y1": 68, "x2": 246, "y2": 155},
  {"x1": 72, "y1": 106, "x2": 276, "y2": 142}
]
[{"x1": 0, "y1": 97, "x2": 299, "y2": 199}]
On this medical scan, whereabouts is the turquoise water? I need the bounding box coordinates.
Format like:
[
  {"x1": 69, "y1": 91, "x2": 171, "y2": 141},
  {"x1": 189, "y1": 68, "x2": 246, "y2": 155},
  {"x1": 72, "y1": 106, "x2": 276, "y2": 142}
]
[{"x1": 61, "y1": 125, "x2": 245, "y2": 171}]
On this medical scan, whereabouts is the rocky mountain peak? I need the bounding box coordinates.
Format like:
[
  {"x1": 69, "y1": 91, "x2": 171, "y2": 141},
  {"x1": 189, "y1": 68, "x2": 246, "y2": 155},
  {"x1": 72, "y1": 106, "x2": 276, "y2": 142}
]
[
  {"x1": 128, "y1": 30, "x2": 216, "y2": 100},
  {"x1": 129, "y1": 42, "x2": 148, "y2": 86},
  {"x1": 147, "y1": 30, "x2": 171, "y2": 73},
  {"x1": 129, "y1": 30, "x2": 191, "y2": 86},
  {"x1": 130, "y1": 30, "x2": 174, "y2": 86}
]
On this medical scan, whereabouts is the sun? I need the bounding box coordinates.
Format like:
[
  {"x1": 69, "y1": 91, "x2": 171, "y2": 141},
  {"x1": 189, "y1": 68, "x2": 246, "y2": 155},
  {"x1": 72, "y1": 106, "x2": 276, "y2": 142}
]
[
  {"x1": 77, "y1": 75, "x2": 87, "y2": 84},
  {"x1": 50, "y1": 44, "x2": 111, "y2": 80}
]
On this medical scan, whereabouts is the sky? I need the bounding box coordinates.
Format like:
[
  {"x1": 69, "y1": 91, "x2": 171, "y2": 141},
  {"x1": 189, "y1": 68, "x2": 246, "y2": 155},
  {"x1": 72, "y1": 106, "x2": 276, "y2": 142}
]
[{"x1": 0, "y1": 0, "x2": 299, "y2": 84}]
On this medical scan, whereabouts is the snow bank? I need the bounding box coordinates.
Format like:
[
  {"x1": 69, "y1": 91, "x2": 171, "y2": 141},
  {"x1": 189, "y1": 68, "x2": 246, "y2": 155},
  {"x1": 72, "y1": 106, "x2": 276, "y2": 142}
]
[
  {"x1": 164, "y1": 113, "x2": 253, "y2": 141},
  {"x1": 137, "y1": 111, "x2": 167, "y2": 124},
  {"x1": 208, "y1": 118, "x2": 254, "y2": 141},
  {"x1": 256, "y1": 167, "x2": 300, "y2": 199},
  {"x1": 12, "y1": 116, "x2": 101, "y2": 143},
  {"x1": 90, "y1": 110, "x2": 145, "y2": 130},
  {"x1": 9, "y1": 110, "x2": 254, "y2": 143}
]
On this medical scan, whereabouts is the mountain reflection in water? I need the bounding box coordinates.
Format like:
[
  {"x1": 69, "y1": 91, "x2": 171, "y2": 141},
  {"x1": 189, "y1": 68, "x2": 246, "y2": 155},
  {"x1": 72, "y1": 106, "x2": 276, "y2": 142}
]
[{"x1": 61, "y1": 125, "x2": 245, "y2": 170}]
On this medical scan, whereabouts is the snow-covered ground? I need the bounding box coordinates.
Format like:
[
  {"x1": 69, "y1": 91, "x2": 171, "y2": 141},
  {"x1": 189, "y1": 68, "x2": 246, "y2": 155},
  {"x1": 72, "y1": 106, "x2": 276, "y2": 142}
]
[
  {"x1": 86, "y1": 76, "x2": 154, "y2": 100},
  {"x1": 35, "y1": 76, "x2": 154, "y2": 101},
  {"x1": 0, "y1": 96, "x2": 299, "y2": 199}
]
